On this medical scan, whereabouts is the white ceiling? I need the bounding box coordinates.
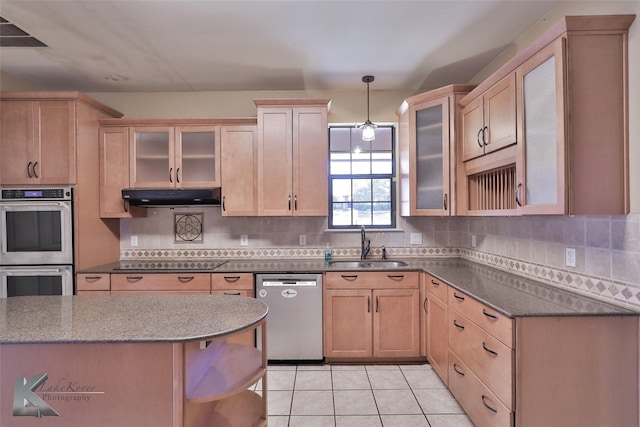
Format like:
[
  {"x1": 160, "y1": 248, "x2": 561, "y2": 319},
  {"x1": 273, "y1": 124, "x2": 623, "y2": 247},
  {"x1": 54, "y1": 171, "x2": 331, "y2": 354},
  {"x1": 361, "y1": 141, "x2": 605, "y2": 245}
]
[{"x1": 0, "y1": 0, "x2": 561, "y2": 93}]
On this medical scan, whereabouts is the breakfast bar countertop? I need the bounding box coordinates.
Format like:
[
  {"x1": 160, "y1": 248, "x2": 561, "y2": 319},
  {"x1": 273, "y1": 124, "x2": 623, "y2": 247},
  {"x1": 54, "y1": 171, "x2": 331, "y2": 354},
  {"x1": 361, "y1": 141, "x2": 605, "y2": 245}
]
[{"x1": 0, "y1": 294, "x2": 268, "y2": 344}]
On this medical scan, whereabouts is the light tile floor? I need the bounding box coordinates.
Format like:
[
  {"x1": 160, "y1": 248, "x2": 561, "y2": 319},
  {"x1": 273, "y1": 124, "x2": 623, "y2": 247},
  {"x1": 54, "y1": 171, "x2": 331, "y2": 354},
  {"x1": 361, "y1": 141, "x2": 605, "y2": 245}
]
[{"x1": 252, "y1": 363, "x2": 475, "y2": 427}]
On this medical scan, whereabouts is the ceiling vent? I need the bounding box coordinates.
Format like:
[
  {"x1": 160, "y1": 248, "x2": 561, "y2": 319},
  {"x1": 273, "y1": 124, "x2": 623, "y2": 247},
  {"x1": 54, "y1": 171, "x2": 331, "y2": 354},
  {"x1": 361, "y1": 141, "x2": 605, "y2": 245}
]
[{"x1": 0, "y1": 16, "x2": 47, "y2": 47}]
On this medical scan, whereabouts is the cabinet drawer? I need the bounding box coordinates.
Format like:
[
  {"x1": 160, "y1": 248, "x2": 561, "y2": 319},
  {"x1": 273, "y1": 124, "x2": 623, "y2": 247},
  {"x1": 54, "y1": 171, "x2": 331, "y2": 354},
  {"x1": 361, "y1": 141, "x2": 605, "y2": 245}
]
[
  {"x1": 211, "y1": 273, "x2": 253, "y2": 291},
  {"x1": 111, "y1": 273, "x2": 211, "y2": 292},
  {"x1": 76, "y1": 274, "x2": 111, "y2": 291},
  {"x1": 211, "y1": 290, "x2": 254, "y2": 298},
  {"x1": 325, "y1": 271, "x2": 419, "y2": 289},
  {"x1": 424, "y1": 273, "x2": 448, "y2": 301},
  {"x1": 448, "y1": 287, "x2": 513, "y2": 347},
  {"x1": 449, "y1": 309, "x2": 513, "y2": 408},
  {"x1": 449, "y1": 351, "x2": 513, "y2": 427}
]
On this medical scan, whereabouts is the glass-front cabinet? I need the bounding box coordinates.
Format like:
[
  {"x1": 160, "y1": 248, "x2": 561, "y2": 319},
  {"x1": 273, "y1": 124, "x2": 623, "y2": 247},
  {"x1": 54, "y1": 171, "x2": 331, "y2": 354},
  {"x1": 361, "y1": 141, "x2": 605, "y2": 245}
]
[
  {"x1": 130, "y1": 126, "x2": 220, "y2": 189},
  {"x1": 397, "y1": 85, "x2": 474, "y2": 216}
]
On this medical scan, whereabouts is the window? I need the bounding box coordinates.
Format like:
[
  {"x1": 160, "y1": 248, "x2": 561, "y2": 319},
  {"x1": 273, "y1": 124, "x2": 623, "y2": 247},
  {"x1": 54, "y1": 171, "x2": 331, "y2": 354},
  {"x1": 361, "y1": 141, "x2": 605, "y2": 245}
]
[{"x1": 328, "y1": 125, "x2": 396, "y2": 229}]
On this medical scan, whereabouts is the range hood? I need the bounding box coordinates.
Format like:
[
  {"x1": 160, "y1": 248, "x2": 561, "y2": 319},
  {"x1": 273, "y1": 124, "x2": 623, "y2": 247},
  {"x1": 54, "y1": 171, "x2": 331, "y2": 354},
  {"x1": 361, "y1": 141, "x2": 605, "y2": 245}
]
[{"x1": 122, "y1": 188, "x2": 221, "y2": 206}]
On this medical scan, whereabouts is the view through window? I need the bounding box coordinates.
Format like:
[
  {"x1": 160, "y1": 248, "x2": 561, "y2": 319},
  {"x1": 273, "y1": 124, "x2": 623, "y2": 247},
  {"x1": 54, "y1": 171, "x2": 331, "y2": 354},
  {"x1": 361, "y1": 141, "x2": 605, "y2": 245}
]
[{"x1": 328, "y1": 125, "x2": 395, "y2": 229}]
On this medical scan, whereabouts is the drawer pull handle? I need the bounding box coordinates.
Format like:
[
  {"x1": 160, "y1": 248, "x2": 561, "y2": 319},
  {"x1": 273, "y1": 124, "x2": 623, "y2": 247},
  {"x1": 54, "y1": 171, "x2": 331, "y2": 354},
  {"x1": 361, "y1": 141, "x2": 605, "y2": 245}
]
[
  {"x1": 430, "y1": 279, "x2": 439, "y2": 286},
  {"x1": 453, "y1": 293, "x2": 465, "y2": 301},
  {"x1": 126, "y1": 276, "x2": 143, "y2": 282},
  {"x1": 482, "y1": 395, "x2": 498, "y2": 414},
  {"x1": 85, "y1": 276, "x2": 102, "y2": 281},
  {"x1": 482, "y1": 342, "x2": 498, "y2": 356},
  {"x1": 367, "y1": 296, "x2": 371, "y2": 313},
  {"x1": 341, "y1": 275, "x2": 358, "y2": 280},
  {"x1": 376, "y1": 296, "x2": 379, "y2": 313},
  {"x1": 482, "y1": 309, "x2": 499, "y2": 320},
  {"x1": 453, "y1": 320, "x2": 465, "y2": 330},
  {"x1": 223, "y1": 276, "x2": 241, "y2": 282},
  {"x1": 223, "y1": 292, "x2": 241, "y2": 296},
  {"x1": 178, "y1": 276, "x2": 195, "y2": 283},
  {"x1": 453, "y1": 363, "x2": 465, "y2": 376},
  {"x1": 387, "y1": 275, "x2": 404, "y2": 280}
]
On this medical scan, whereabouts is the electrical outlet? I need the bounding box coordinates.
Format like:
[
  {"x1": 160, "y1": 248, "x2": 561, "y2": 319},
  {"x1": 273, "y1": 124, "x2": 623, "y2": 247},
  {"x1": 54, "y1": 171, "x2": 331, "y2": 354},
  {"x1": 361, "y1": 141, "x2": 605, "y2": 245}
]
[
  {"x1": 471, "y1": 235, "x2": 477, "y2": 248},
  {"x1": 299, "y1": 234, "x2": 306, "y2": 246},
  {"x1": 130, "y1": 235, "x2": 138, "y2": 247},
  {"x1": 240, "y1": 235, "x2": 249, "y2": 246},
  {"x1": 565, "y1": 247, "x2": 576, "y2": 267},
  {"x1": 410, "y1": 233, "x2": 422, "y2": 245}
]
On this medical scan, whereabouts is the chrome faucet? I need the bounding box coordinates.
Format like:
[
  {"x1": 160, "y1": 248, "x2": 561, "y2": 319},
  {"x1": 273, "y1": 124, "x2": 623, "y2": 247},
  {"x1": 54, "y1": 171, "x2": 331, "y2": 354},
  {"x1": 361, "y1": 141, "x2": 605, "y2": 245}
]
[{"x1": 360, "y1": 225, "x2": 370, "y2": 260}]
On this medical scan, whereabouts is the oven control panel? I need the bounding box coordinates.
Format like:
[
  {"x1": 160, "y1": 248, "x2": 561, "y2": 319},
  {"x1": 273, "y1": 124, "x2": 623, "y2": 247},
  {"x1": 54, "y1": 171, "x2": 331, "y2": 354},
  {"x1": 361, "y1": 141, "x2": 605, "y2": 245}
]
[{"x1": 1, "y1": 187, "x2": 72, "y2": 201}]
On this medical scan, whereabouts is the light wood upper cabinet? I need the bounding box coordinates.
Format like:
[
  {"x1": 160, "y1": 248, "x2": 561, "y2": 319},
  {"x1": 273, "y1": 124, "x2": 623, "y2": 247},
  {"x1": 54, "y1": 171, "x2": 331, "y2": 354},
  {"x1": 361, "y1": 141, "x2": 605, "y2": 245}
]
[
  {"x1": 397, "y1": 85, "x2": 474, "y2": 216},
  {"x1": 461, "y1": 74, "x2": 517, "y2": 163},
  {"x1": 0, "y1": 100, "x2": 76, "y2": 185},
  {"x1": 220, "y1": 125, "x2": 258, "y2": 216},
  {"x1": 99, "y1": 126, "x2": 146, "y2": 218},
  {"x1": 130, "y1": 125, "x2": 220, "y2": 189},
  {"x1": 515, "y1": 22, "x2": 631, "y2": 215},
  {"x1": 255, "y1": 99, "x2": 330, "y2": 216}
]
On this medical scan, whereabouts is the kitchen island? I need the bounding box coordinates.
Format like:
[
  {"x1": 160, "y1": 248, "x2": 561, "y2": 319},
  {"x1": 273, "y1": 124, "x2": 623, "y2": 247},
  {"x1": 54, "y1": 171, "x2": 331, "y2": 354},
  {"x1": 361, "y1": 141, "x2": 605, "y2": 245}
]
[{"x1": 0, "y1": 295, "x2": 268, "y2": 427}]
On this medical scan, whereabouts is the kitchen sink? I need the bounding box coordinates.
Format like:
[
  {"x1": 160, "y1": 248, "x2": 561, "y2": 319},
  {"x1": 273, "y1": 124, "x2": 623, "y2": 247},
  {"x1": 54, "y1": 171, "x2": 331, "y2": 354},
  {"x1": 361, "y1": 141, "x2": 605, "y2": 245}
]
[{"x1": 328, "y1": 260, "x2": 408, "y2": 269}]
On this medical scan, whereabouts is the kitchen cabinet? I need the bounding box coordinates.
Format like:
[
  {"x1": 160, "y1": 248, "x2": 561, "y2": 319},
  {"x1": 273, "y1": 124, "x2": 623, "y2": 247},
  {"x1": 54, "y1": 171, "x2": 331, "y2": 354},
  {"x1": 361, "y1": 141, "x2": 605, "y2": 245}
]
[
  {"x1": 129, "y1": 125, "x2": 220, "y2": 189},
  {"x1": 99, "y1": 126, "x2": 146, "y2": 218},
  {"x1": 423, "y1": 273, "x2": 449, "y2": 384},
  {"x1": 0, "y1": 100, "x2": 76, "y2": 185},
  {"x1": 211, "y1": 273, "x2": 255, "y2": 347},
  {"x1": 461, "y1": 14, "x2": 634, "y2": 215},
  {"x1": 76, "y1": 273, "x2": 111, "y2": 295},
  {"x1": 323, "y1": 271, "x2": 420, "y2": 360},
  {"x1": 255, "y1": 99, "x2": 330, "y2": 216},
  {"x1": 220, "y1": 125, "x2": 259, "y2": 216},
  {"x1": 461, "y1": 75, "x2": 516, "y2": 162},
  {"x1": 515, "y1": 18, "x2": 632, "y2": 214},
  {"x1": 397, "y1": 85, "x2": 474, "y2": 216},
  {"x1": 111, "y1": 273, "x2": 211, "y2": 294}
]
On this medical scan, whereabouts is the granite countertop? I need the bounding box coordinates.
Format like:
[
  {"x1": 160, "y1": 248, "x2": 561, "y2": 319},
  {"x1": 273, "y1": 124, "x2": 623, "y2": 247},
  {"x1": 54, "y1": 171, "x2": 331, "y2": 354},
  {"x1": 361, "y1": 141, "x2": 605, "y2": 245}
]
[
  {"x1": 0, "y1": 295, "x2": 268, "y2": 344},
  {"x1": 78, "y1": 258, "x2": 638, "y2": 318}
]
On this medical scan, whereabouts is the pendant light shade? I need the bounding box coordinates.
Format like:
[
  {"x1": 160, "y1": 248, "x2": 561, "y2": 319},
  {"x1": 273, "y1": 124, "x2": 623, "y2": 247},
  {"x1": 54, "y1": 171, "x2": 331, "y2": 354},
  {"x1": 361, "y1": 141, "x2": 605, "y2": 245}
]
[{"x1": 359, "y1": 75, "x2": 376, "y2": 141}]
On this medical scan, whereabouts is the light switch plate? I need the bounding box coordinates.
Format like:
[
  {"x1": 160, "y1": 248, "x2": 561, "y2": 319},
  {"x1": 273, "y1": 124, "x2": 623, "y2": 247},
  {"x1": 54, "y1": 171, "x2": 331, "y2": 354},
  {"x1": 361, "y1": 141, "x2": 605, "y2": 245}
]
[
  {"x1": 410, "y1": 233, "x2": 422, "y2": 245},
  {"x1": 130, "y1": 235, "x2": 138, "y2": 247},
  {"x1": 471, "y1": 235, "x2": 477, "y2": 247},
  {"x1": 565, "y1": 247, "x2": 576, "y2": 267},
  {"x1": 299, "y1": 234, "x2": 306, "y2": 246},
  {"x1": 240, "y1": 235, "x2": 249, "y2": 246}
]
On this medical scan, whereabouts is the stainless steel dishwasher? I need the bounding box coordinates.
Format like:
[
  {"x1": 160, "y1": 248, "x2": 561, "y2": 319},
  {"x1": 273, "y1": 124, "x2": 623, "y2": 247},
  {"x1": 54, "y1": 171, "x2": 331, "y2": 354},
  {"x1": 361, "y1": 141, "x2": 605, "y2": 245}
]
[{"x1": 255, "y1": 273, "x2": 323, "y2": 362}]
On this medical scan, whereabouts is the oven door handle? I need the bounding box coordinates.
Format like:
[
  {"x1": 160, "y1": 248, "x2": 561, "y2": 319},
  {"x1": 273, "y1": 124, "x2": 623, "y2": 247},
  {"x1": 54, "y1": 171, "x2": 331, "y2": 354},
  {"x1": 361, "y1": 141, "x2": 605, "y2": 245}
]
[{"x1": 3, "y1": 267, "x2": 66, "y2": 275}]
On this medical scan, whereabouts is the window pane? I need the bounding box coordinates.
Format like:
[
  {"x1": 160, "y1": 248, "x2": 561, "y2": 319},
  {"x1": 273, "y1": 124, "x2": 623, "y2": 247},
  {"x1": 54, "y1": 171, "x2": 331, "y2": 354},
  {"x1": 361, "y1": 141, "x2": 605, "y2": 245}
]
[
  {"x1": 332, "y1": 204, "x2": 352, "y2": 226},
  {"x1": 372, "y1": 179, "x2": 391, "y2": 201},
  {"x1": 330, "y1": 152, "x2": 351, "y2": 175},
  {"x1": 352, "y1": 179, "x2": 372, "y2": 202},
  {"x1": 353, "y1": 203, "x2": 372, "y2": 225},
  {"x1": 371, "y1": 152, "x2": 392, "y2": 174},
  {"x1": 332, "y1": 179, "x2": 352, "y2": 202},
  {"x1": 371, "y1": 127, "x2": 392, "y2": 151},
  {"x1": 330, "y1": 127, "x2": 351, "y2": 152},
  {"x1": 373, "y1": 202, "x2": 391, "y2": 225}
]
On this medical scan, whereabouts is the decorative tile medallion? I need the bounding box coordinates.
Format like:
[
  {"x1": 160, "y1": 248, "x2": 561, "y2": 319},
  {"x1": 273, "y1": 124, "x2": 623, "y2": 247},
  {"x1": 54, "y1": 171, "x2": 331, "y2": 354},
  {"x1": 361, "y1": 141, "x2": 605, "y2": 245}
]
[{"x1": 174, "y1": 213, "x2": 203, "y2": 243}]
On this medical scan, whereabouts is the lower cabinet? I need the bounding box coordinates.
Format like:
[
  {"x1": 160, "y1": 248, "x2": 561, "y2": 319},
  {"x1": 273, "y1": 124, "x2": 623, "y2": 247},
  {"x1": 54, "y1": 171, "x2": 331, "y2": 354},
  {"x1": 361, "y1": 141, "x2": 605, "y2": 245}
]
[
  {"x1": 323, "y1": 271, "x2": 420, "y2": 360},
  {"x1": 423, "y1": 274, "x2": 449, "y2": 384},
  {"x1": 211, "y1": 273, "x2": 256, "y2": 347},
  {"x1": 111, "y1": 273, "x2": 211, "y2": 294}
]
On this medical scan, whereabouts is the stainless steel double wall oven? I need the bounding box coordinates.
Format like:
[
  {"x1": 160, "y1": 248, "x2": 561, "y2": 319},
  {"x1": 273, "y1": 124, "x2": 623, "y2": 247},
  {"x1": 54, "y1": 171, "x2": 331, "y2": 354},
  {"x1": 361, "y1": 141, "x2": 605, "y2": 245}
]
[{"x1": 0, "y1": 187, "x2": 74, "y2": 297}]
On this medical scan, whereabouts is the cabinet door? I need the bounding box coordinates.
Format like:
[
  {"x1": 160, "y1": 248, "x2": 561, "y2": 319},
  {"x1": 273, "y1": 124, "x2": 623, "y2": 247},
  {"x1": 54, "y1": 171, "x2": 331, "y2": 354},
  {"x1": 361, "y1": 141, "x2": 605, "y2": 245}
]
[
  {"x1": 176, "y1": 126, "x2": 220, "y2": 188},
  {"x1": 411, "y1": 97, "x2": 450, "y2": 215},
  {"x1": 292, "y1": 106, "x2": 328, "y2": 216},
  {"x1": 461, "y1": 97, "x2": 485, "y2": 162},
  {"x1": 100, "y1": 126, "x2": 145, "y2": 218},
  {"x1": 324, "y1": 289, "x2": 372, "y2": 358},
  {"x1": 220, "y1": 126, "x2": 258, "y2": 216},
  {"x1": 373, "y1": 289, "x2": 420, "y2": 358},
  {"x1": 483, "y1": 74, "x2": 516, "y2": 155},
  {"x1": 0, "y1": 100, "x2": 34, "y2": 184},
  {"x1": 37, "y1": 101, "x2": 76, "y2": 184},
  {"x1": 516, "y1": 39, "x2": 566, "y2": 215},
  {"x1": 426, "y1": 293, "x2": 448, "y2": 384},
  {"x1": 130, "y1": 126, "x2": 175, "y2": 188},
  {"x1": 257, "y1": 107, "x2": 293, "y2": 215},
  {"x1": 0, "y1": 100, "x2": 75, "y2": 185}
]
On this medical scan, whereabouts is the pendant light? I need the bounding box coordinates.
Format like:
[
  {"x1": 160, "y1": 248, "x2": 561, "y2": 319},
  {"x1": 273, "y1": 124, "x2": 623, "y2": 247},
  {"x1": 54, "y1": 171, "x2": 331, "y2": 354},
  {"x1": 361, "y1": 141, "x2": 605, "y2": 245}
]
[{"x1": 359, "y1": 75, "x2": 376, "y2": 141}]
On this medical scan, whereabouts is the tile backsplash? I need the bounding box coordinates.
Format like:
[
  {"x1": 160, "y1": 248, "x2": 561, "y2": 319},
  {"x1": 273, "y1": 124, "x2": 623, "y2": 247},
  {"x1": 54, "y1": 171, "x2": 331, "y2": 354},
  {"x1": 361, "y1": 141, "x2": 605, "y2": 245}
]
[{"x1": 120, "y1": 208, "x2": 640, "y2": 310}]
